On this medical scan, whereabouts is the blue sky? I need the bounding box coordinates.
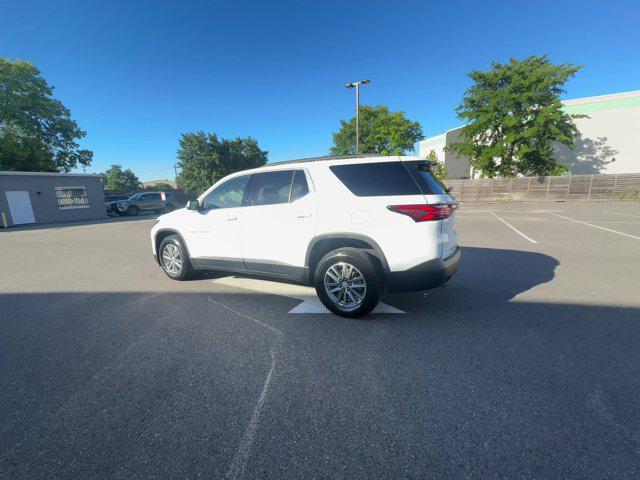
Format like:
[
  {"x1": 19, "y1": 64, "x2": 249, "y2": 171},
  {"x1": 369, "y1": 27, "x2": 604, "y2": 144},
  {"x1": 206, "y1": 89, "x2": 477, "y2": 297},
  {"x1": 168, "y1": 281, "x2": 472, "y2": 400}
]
[{"x1": 2, "y1": 0, "x2": 639, "y2": 181}]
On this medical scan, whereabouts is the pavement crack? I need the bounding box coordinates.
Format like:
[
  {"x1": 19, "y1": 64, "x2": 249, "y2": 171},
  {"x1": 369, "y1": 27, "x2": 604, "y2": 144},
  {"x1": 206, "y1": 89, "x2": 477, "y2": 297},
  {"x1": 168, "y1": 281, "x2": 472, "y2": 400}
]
[{"x1": 206, "y1": 296, "x2": 283, "y2": 480}]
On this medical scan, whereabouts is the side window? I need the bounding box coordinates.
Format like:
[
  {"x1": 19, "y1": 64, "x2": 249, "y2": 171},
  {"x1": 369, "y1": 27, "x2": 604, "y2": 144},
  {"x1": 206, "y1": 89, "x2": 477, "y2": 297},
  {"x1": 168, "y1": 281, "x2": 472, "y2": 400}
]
[
  {"x1": 249, "y1": 170, "x2": 294, "y2": 206},
  {"x1": 202, "y1": 175, "x2": 251, "y2": 209},
  {"x1": 149, "y1": 193, "x2": 161, "y2": 200},
  {"x1": 290, "y1": 170, "x2": 309, "y2": 201}
]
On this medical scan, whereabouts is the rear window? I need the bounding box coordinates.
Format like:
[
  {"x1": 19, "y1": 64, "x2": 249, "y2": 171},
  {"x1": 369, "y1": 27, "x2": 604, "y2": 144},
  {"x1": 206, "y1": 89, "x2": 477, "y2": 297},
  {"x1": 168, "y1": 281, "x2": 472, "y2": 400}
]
[
  {"x1": 404, "y1": 161, "x2": 447, "y2": 195},
  {"x1": 330, "y1": 161, "x2": 422, "y2": 197}
]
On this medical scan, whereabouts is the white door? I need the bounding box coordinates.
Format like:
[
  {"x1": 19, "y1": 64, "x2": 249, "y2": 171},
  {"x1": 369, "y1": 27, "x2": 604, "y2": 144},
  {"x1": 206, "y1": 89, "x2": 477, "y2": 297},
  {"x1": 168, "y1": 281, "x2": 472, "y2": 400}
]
[
  {"x1": 240, "y1": 169, "x2": 317, "y2": 276},
  {"x1": 184, "y1": 174, "x2": 251, "y2": 263},
  {"x1": 6, "y1": 191, "x2": 36, "y2": 225}
]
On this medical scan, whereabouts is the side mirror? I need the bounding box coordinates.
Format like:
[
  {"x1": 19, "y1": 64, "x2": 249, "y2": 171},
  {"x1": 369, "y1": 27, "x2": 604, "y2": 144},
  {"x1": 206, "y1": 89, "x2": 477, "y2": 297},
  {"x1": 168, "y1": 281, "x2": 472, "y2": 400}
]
[{"x1": 187, "y1": 200, "x2": 200, "y2": 210}]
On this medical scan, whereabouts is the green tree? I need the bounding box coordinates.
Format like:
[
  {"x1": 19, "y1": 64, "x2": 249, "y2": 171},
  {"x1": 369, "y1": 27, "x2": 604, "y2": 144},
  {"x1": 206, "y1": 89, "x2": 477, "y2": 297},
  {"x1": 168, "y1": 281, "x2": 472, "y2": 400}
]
[
  {"x1": 0, "y1": 58, "x2": 92, "y2": 172},
  {"x1": 176, "y1": 132, "x2": 268, "y2": 194},
  {"x1": 426, "y1": 149, "x2": 447, "y2": 180},
  {"x1": 101, "y1": 164, "x2": 141, "y2": 190},
  {"x1": 447, "y1": 55, "x2": 582, "y2": 177},
  {"x1": 148, "y1": 182, "x2": 174, "y2": 191},
  {"x1": 330, "y1": 105, "x2": 424, "y2": 156}
]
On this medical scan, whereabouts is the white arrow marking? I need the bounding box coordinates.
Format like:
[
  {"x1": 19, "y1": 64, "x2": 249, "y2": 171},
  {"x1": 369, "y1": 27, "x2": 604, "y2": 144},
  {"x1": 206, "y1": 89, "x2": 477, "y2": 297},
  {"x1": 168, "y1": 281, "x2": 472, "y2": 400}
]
[{"x1": 211, "y1": 276, "x2": 404, "y2": 314}]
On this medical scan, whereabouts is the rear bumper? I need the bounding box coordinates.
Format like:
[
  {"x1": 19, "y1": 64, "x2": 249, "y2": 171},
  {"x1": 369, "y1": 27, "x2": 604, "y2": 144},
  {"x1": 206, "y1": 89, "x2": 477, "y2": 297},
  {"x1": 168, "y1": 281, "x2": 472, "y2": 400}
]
[{"x1": 386, "y1": 247, "x2": 461, "y2": 293}]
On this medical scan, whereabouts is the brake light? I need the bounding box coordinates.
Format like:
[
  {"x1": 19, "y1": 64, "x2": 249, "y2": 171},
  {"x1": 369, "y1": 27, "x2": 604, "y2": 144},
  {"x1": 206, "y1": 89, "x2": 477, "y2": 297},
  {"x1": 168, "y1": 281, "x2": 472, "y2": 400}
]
[{"x1": 387, "y1": 203, "x2": 457, "y2": 222}]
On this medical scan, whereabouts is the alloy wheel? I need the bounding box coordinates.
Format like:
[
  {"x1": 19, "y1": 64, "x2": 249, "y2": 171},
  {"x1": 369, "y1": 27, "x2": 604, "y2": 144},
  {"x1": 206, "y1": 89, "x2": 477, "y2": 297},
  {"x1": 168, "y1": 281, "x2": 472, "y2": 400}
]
[
  {"x1": 162, "y1": 243, "x2": 183, "y2": 276},
  {"x1": 323, "y1": 262, "x2": 367, "y2": 312}
]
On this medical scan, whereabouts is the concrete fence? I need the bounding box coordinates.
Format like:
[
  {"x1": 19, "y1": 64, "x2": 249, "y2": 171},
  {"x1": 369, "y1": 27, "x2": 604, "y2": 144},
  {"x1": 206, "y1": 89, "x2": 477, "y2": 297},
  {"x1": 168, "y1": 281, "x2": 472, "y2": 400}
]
[{"x1": 444, "y1": 173, "x2": 640, "y2": 202}]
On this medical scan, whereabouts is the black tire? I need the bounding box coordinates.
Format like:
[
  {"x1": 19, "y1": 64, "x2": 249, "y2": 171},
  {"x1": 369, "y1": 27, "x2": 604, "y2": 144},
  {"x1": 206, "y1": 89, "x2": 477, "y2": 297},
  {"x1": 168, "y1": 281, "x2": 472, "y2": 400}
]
[
  {"x1": 158, "y1": 234, "x2": 194, "y2": 280},
  {"x1": 314, "y1": 247, "x2": 382, "y2": 318},
  {"x1": 126, "y1": 206, "x2": 139, "y2": 216}
]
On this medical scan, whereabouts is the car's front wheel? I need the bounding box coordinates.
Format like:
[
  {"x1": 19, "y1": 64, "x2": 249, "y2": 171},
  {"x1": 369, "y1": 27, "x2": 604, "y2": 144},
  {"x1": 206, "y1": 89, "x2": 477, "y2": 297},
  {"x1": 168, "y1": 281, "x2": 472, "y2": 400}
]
[
  {"x1": 126, "y1": 206, "x2": 139, "y2": 216},
  {"x1": 314, "y1": 248, "x2": 381, "y2": 318},
  {"x1": 159, "y1": 235, "x2": 194, "y2": 280}
]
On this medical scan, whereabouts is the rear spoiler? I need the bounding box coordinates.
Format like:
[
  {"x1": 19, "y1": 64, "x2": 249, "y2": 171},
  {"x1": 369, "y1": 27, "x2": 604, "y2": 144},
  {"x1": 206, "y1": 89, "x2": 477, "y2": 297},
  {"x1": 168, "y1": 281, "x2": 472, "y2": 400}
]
[{"x1": 417, "y1": 160, "x2": 438, "y2": 170}]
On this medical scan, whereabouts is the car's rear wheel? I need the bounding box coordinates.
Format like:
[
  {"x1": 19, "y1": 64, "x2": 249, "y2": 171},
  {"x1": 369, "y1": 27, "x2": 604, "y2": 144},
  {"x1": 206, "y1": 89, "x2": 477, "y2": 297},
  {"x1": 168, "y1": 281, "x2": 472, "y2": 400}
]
[
  {"x1": 314, "y1": 248, "x2": 381, "y2": 318},
  {"x1": 126, "y1": 206, "x2": 139, "y2": 216},
  {"x1": 159, "y1": 235, "x2": 193, "y2": 280}
]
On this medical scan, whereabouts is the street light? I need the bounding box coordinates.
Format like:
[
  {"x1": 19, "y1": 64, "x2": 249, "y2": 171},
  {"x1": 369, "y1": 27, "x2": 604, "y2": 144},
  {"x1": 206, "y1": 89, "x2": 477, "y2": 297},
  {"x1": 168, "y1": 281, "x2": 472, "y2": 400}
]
[{"x1": 345, "y1": 79, "x2": 371, "y2": 155}]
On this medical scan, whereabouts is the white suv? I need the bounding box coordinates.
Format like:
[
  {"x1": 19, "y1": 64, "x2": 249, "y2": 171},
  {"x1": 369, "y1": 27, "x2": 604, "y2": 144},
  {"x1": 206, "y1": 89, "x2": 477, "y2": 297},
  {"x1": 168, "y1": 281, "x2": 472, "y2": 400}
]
[{"x1": 150, "y1": 155, "x2": 460, "y2": 317}]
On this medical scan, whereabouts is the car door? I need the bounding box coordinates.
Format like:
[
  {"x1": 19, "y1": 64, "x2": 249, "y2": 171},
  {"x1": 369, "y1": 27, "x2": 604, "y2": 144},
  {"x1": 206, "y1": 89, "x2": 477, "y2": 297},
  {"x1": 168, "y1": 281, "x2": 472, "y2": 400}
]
[
  {"x1": 184, "y1": 174, "x2": 252, "y2": 268},
  {"x1": 136, "y1": 193, "x2": 149, "y2": 211},
  {"x1": 141, "y1": 193, "x2": 161, "y2": 211},
  {"x1": 240, "y1": 169, "x2": 317, "y2": 278}
]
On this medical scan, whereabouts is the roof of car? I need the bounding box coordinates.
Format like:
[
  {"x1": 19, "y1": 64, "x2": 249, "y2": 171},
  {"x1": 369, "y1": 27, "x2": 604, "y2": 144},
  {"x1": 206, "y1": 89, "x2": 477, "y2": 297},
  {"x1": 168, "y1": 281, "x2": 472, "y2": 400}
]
[
  {"x1": 254, "y1": 154, "x2": 426, "y2": 171},
  {"x1": 266, "y1": 154, "x2": 386, "y2": 166},
  {"x1": 203, "y1": 154, "x2": 428, "y2": 187}
]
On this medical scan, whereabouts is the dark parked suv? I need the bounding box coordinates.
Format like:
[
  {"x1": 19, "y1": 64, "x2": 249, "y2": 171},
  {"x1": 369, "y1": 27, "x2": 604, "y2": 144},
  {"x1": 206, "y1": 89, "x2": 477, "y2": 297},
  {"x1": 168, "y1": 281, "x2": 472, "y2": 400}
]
[{"x1": 114, "y1": 192, "x2": 176, "y2": 216}]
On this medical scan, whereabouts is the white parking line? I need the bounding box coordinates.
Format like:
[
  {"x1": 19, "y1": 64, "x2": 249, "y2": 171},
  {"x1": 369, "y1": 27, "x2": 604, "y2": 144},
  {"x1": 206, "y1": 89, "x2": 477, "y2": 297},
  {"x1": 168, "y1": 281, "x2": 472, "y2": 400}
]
[
  {"x1": 602, "y1": 209, "x2": 640, "y2": 219},
  {"x1": 489, "y1": 211, "x2": 538, "y2": 244},
  {"x1": 457, "y1": 218, "x2": 640, "y2": 224},
  {"x1": 211, "y1": 276, "x2": 405, "y2": 314},
  {"x1": 551, "y1": 213, "x2": 640, "y2": 240}
]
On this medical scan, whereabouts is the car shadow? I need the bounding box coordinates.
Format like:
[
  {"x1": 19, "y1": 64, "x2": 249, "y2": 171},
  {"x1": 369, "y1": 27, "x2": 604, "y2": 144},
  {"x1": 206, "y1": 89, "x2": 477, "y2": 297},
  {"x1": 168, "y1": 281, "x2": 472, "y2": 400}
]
[{"x1": 384, "y1": 246, "x2": 559, "y2": 311}]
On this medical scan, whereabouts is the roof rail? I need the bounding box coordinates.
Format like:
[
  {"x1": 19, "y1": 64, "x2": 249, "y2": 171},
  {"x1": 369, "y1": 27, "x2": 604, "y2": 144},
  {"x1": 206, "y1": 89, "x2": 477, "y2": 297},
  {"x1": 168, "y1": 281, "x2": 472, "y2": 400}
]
[{"x1": 266, "y1": 153, "x2": 386, "y2": 166}]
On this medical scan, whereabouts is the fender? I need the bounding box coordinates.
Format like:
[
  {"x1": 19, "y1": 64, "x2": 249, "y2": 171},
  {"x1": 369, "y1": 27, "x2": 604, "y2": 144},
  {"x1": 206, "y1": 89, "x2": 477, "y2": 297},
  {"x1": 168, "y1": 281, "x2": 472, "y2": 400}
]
[
  {"x1": 154, "y1": 228, "x2": 193, "y2": 264},
  {"x1": 304, "y1": 233, "x2": 390, "y2": 272}
]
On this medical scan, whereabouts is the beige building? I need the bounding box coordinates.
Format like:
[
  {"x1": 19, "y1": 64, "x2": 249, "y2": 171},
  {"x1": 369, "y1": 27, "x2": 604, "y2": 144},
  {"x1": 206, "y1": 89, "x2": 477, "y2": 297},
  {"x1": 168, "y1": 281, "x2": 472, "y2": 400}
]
[
  {"x1": 419, "y1": 90, "x2": 640, "y2": 179},
  {"x1": 142, "y1": 179, "x2": 178, "y2": 189}
]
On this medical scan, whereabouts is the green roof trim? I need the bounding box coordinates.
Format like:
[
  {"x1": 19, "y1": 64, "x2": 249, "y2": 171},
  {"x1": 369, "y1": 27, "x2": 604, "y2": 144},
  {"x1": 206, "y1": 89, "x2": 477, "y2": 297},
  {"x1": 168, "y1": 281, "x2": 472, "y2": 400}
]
[{"x1": 562, "y1": 96, "x2": 640, "y2": 114}]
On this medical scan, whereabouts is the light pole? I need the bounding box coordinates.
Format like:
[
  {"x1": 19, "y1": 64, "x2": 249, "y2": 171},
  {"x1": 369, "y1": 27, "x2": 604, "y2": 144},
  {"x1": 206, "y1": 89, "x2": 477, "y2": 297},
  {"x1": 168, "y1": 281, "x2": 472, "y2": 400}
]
[{"x1": 345, "y1": 79, "x2": 371, "y2": 154}]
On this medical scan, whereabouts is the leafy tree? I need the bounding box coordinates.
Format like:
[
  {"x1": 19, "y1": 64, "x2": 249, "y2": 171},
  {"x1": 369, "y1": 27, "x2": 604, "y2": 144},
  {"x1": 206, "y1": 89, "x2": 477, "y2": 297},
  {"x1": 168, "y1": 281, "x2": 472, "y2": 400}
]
[
  {"x1": 0, "y1": 58, "x2": 92, "y2": 172},
  {"x1": 447, "y1": 55, "x2": 583, "y2": 177},
  {"x1": 101, "y1": 164, "x2": 141, "y2": 190},
  {"x1": 176, "y1": 132, "x2": 268, "y2": 194},
  {"x1": 148, "y1": 182, "x2": 174, "y2": 191},
  {"x1": 330, "y1": 105, "x2": 424, "y2": 156},
  {"x1": 426, "y1": 149, "x2": 447, "y2": 180}
]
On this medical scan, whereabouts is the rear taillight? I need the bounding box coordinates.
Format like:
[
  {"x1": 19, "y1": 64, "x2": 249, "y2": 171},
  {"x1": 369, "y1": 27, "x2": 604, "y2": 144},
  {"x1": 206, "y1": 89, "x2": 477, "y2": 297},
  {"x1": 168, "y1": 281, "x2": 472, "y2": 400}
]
[{"x1": 387, "y1": 203, "x2": 457, "y2": 222}]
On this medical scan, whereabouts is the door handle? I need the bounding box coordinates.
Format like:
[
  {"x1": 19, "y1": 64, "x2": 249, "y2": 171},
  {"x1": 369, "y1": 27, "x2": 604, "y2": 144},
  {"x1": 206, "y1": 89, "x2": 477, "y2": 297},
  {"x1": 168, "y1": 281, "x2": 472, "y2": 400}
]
[
  {"x1": 297, "y1": 213, "x2": 312, "y2": 218},
  {"x1": 226, "y1": 215, "x2": 238, "y2": 221}
]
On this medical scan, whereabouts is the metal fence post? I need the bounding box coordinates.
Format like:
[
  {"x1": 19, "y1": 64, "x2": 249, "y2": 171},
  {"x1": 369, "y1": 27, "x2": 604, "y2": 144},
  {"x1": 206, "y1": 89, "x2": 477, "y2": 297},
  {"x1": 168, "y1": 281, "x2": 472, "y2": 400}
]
[{"x1": 588, "y1": 175, "x2": 594, "y2": 201}]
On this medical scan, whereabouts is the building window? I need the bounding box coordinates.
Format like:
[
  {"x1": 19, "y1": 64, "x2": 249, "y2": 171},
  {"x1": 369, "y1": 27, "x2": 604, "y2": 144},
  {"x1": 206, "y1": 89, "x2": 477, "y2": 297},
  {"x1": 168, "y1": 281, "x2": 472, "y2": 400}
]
[{"x1": 55, "y1": 186, "x2": 90, "y2": 209}]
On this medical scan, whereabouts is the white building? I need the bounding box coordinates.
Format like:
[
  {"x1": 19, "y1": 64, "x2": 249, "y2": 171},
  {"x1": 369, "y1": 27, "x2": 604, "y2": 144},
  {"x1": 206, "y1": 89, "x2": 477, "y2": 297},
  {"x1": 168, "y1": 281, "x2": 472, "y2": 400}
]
[{"x1": 418, "y1": 90, "x2": 640, "y2": 178}]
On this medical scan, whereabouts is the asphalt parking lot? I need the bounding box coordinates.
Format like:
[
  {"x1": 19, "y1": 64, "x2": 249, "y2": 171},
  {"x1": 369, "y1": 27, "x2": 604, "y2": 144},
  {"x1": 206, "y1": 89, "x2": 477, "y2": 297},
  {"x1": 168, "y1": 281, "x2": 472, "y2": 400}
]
[{"x1": 1, "y1": 202, "x2": 639, "y2": 479}]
